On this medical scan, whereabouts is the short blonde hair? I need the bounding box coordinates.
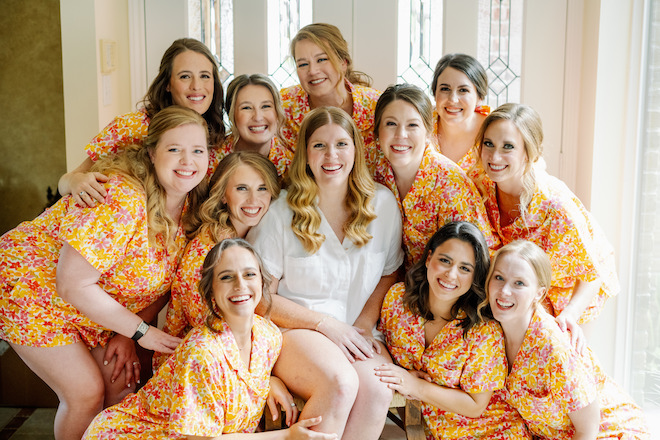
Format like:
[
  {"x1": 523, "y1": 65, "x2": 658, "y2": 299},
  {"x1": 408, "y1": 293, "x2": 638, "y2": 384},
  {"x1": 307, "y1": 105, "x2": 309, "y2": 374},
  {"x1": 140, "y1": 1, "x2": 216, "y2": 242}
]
[{"x1": 287, "y1": 107, "x2": 376, "y2": 254}]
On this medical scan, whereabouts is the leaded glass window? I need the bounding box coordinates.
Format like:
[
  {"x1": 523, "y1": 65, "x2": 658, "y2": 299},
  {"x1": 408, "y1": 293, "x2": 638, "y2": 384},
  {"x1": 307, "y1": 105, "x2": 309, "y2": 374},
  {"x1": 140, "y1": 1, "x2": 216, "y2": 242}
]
[
  {"x1": 267, "y1": 0, "x2": 312, "y2": 89},
  {"x1": 196, "y1": 0, "x2": 234, "y2": 86},
  {"x1": 478, "y1": 0, "x2": 522, "y2": 107},
  {"x1": 396, "y1": 0, "x2": 442, "y2": 94}
]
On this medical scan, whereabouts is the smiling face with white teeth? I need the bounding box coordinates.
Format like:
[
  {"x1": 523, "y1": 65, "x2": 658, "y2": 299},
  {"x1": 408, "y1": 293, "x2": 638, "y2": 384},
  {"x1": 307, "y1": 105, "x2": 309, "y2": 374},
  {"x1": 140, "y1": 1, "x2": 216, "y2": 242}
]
[
  {"x1": 167, "y1": 50, "x2": 214, "y2": 115},
  {"x1": 434, "y1": 67, "x2": 482, "y2": 127},
  {"x1": 425, "y1": 238, "x2": 476, "y2": 311},
  {"x1": 306, "y1": 122, "x2": 355, "y2": 191},
  {"x1": 378, "y1": 99, "x2": 428, "y2": 176},
  {"x1": 151, "y1": 123, "x2": 209, "y2": 205},
  {"x1": 487, "y1": 252, "x2": 545, "y2": 327},
  {"x1": 212, "y1": 245, "x2": 263, "y2": 322},
  {"x1": 222, "y1": 164, "x2": 273, "y2": 238},
  {"x1": 294, "y1": 39, "x2": 346, "y2": 103},
  {"x1": 480, "y1": 119, "x2": 528, "y2": 195},
  {"x1": 234, "y1": 84, "x2": 278, "y2": 154}
]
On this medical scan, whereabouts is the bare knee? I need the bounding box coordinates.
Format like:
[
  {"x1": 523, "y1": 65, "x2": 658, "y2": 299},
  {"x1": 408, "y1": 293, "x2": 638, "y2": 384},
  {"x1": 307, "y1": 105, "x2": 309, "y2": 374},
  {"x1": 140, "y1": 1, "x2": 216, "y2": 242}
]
[{"x1": 59, "y1": 375, "x2": 105, "y2": 412}]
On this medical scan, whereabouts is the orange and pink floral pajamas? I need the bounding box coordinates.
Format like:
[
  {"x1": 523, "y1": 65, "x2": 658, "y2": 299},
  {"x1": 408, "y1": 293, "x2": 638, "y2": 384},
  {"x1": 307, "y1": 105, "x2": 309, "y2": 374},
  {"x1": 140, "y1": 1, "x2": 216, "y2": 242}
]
[
  {"x1": 373, "y1": 144, "x2": 498, "y2": 269},
  {"x1": 219, "y1": 134, "x2": 293, "y2": 178},
  {"x1": 502, "y1": 308, "x2": 648, "y2": 439},
  {"x1": 473, "y1": 169, "x2": 618, "y2": 323},
  {"x1": 153, "y1": 228, "x2": 233, "y2": 369},
  {"x1": 280, "y1": 79, "x2": 382, "y2": 172},
  {"x1": 0, "y1": 175, "x2": 186, "y2": 348},
  {"x1": 431, "y1": 105, "x2": 489, "y2": 172},
  {"x1": 380, "y1": 283, "x2": 530, "y2": 439},
  {"x1": 83, "y1": 317, "x2": 282, "y2": 439}
]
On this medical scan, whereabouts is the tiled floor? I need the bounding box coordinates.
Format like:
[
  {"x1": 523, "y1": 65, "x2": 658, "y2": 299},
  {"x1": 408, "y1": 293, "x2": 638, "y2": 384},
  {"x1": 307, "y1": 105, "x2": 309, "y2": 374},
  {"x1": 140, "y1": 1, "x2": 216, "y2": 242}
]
[
  {"x1": 0, "y1": 407, "x2": 404, "y2": 440},
  {"x1": 0, "y1": 408, "x2": 56, "y2": 440}
]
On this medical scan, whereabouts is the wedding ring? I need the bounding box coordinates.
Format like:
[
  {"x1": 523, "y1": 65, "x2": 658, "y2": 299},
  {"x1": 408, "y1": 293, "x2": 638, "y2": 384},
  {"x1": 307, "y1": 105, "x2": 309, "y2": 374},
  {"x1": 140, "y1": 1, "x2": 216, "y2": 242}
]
[
  {"x1": 290, "y1": 402, "x2": 296, "y2": 407},
  {"x1": 79, "y1": 191, "x2": 87, "y2": 197},
  {"x1": 133, "y1": 362, "x2": 140, "y2": 366}
]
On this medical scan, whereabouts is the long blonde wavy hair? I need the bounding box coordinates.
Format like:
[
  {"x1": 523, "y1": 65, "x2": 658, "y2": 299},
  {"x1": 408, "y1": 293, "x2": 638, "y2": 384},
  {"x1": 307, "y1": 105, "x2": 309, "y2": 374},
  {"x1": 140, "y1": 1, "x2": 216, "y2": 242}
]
[
  {"x1": 474, "y1": 103, "x2": 544, "y2": 225},
  {"x1": 191, "y1": 151, "x2": 280, "y2": 240},
  {"x1": 287, "y1": 106, "x2": 376, "y2": 254},
  {"x1": 92, "y1": 106, "x2": 209, "y2": 251}
]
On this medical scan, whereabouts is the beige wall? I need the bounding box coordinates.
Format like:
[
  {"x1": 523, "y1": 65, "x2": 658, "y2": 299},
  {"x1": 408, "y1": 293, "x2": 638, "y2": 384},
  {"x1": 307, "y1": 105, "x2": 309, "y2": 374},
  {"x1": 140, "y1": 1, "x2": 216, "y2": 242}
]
[{"x1": 0, "y1": 0, "x2": 67, "y2": 234}]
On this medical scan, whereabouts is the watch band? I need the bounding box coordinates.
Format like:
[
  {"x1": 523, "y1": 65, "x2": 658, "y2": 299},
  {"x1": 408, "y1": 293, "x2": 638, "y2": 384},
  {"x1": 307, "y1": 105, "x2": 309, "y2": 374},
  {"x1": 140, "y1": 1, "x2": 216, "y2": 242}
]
[{"x1": 131, "y1": 321, "x2": 150, "y2": 341}]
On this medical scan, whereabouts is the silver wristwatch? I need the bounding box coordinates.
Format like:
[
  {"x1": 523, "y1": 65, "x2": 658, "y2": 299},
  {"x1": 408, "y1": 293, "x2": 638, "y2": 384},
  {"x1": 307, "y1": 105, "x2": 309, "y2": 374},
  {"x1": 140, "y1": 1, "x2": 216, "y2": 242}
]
[{"x1": 131, "y1": 320, "x2": 150, "y2": 341}]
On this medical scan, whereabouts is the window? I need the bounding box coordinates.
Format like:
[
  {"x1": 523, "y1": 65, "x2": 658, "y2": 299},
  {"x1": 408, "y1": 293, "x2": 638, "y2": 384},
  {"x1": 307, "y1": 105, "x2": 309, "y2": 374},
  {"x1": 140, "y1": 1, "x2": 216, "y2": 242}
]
[
  {"x1": 631, "y1": 0, "x2": 660, "y2": 422},
  {"x1": 477, "y1": 0, "x2": 522, "y2": 107},
  {"x1": 396, "y1": 0, "x2": 442, "y2": 94}
]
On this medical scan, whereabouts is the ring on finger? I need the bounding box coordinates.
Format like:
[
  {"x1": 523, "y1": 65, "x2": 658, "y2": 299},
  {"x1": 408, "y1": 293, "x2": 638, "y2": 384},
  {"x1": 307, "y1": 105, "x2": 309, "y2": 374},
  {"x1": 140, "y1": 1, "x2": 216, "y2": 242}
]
[
  {"x1": 79, "y1": 191, "x2": 87, "y2": 197},
  {"x1": 133, "y1": 362, "x2": 140, "y2": 366},
  {"x1": 290, "y1": 402, "x2": 296, "y2": 407}
]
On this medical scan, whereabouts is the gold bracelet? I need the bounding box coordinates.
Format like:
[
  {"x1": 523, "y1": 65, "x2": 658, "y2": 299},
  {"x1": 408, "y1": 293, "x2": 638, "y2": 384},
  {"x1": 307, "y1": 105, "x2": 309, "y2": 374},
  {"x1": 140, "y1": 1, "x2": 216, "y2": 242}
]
[{"x1": 315, "y1": 315, "x2": 330, "y2": 332}]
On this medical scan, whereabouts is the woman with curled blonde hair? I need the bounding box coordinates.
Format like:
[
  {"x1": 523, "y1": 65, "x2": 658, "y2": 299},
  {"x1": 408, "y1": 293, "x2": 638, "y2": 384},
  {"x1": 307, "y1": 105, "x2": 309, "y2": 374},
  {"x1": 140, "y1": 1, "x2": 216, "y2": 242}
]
[
  {"x1": 220, "y1": 74, "x2": 293, "y2": 177},
  {"x1": 472, "y1": 103, "x2": 619, "y2": 353},
  {"x1": 281, "y1": 23, "x2": 382, "y2": 173},
  {"x1": 154, "y1": 151, "x2": 280, "y2": 369},
  {"x1": 0, "y1": 106, "x2": 209, "y2": 439},
  {"x1": 249, "y1": 106, "x2": 404, "y2": 439}
]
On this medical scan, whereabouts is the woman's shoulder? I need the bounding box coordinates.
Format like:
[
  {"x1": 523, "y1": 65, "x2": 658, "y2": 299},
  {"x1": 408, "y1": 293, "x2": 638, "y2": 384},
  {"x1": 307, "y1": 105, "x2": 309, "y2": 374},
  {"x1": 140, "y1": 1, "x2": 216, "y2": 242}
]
[
  {"x1": 373, "y1": 183, "x2": 400, "y2": 213},
  {"x1": 280, "y1": 84, "x2": 305, "y2": 102}
]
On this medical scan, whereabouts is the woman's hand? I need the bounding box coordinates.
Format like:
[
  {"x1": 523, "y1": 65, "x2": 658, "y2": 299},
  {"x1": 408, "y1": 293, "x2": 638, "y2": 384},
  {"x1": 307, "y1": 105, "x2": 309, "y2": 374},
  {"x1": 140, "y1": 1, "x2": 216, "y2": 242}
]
[
  {"x1": 267, "y1": 376, "x2": 299, "y2": 427},
  {"x1": 316, "y1": 317, "x2": 375, "y2": 363},
  {"x1": 67, "y1": 171, "x2": 109, "y2": 207},
  {"x1": 374, "y1": 364, "x2": 428, "y2": 400},
  {"x1": 136, "y1": 326, "x2": 182, "y2": 353},
  {"x1": 104, "y1": 334, "x2": 141, "y2": 387},
  {"x1": 286, "y1": 416, "x2": 338, "y2": 440},
  {"x1": 555, "y1": 310, "x2": 586, "y2": 354}
]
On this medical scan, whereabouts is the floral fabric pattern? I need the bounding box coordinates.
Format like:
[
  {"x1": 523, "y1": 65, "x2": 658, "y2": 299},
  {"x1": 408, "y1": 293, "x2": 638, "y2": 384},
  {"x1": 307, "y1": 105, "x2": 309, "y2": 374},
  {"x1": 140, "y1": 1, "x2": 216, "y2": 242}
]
[
  {"x1": 219, "y1": 134, "x2": 293, "y2": 178},
  {"x1": 153, "y1": 228, "x2": 232, "y2": 369},
  {"x1": 431, "y1": 106, "x2": 490, "y2": 172},
  {"x1": 373, "y1": 144, "x2": 498, "y2": 269},
  {"x1": 83, "y1": 317, "x2": 282, "y2": 439},
  {"x1": 0, "y1": 175, "x2": 186, "y2": 348},
  {"x1": 280, "y1": 80, "x2": 382, "y2": 173},
  {"x1": 380, "y1": 283, "x2": 530, "y2": 440},
  {"x1": 503, "y1": 308, "x2": 649, "y2": 439},
  {"x1": 471, "y1": 167, "x2": 619, "y2": 323}
]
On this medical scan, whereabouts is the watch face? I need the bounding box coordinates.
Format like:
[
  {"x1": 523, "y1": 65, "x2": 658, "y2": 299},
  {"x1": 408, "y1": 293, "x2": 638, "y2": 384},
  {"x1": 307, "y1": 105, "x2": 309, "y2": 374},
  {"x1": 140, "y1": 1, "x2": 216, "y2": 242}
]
[{"x1": 138, "y1": 321, "x2": 149, "y2": 334}]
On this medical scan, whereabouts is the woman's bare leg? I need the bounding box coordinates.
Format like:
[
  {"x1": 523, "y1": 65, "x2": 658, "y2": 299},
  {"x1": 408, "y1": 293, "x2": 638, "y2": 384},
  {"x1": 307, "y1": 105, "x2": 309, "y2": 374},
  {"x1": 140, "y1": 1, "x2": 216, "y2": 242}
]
[
  {"x1": 273, "y1": 329, "x2": 359, "y2": 438},
  {"x1": 89, "y1": 345, "x2": 136, "y2": 408},
  {"x1": 11, "y1": 342, "x2": 104, "y2": 440},
  {"x1": 342, "y1": 342, "x2": 394, "y2": 440}
]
